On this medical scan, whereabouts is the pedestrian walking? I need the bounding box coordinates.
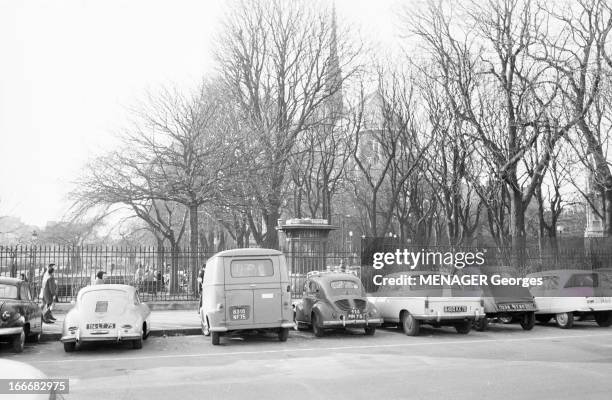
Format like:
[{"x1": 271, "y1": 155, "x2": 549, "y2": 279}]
[
  {"x1": 40, "y1": 264, "x2": 58, "y2": 323},
  {"x1": 94, "y1": 270, "x2": 105, "y2": 285}
]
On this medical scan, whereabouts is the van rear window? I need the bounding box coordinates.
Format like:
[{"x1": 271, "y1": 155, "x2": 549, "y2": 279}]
[{"x1": 230, "y1": 259, "x2": 274, "y2": 277}]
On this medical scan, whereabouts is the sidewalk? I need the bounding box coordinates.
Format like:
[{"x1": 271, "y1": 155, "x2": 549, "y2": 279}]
[{"x1": 41, "y1": 309, "x2": 202, "y2": 341}]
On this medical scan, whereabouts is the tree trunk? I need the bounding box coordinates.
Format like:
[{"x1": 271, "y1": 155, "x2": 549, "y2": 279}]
[
  {"x1": 509, "y1": 189, "x2": 526, "y2": 271},
  {"x1": 263, "y1": 209, "x2": 280, "y2": 249},
  {"x1": 189, "y1": 203, "x2": 199, "y2": 294},
  {"x1": 169, "y1": 243, "x2": 180, "y2": 294},
  {"x1": 156, "y1": 237, "x2": 165, "y2": 271}
]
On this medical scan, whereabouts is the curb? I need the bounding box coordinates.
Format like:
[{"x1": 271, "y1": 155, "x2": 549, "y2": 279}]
[{"x1": 40, "y1": 327, "x2": 202, "y2": 342}]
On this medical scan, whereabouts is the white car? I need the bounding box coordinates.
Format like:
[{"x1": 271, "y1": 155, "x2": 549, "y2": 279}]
[
  {"x1": 367, "y1": 271, "x2": 485, "y2": 335},
  {"x1": 0, "y1": 359, "x2": 65, "y2": 399},
  {"x1": 60, "y1": 284, "x2": 151, "y2": 351},
  {"x1": 527, "y1": 269, "x2": 612, "y2": 329}
]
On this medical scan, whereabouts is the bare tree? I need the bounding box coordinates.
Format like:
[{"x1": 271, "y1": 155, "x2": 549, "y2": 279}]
[{"x1": 216, "y1": 0, "x2": 360, "y2": 248}]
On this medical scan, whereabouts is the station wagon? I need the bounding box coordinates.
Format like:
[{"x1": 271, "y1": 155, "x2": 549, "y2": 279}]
[{"x1": 527, "y1": 269, "x2": 612, "y2": 329}]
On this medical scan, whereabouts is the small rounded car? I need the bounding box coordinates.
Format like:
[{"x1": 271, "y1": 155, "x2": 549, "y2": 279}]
[
  {"x1": 527, "y1": 269, "x2": 612, "y2": 329},
  {"x1": 60, "y1": 284, "x2": 151, "y2": 352},
  {"x1": 0, "y1": 277, "x2": 43, "y2": 353},
  {"x1": 460, "y1": 267, "x2": 537, "y2": 331},
  {"x1": 293, "y1": 271, "x2": 383, "y2": 336}
]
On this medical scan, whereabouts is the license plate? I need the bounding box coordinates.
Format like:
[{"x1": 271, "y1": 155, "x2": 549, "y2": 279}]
[
  {"x1": 444, "y1": 306, "x2": 467, "y2": 313},
  {"x1": 348, "y1": 309, "x2": 363, "y2": 320},
  {"x1": 87, "y1": 322, "x2": 115, "y2": 330},
  {"x1": 587, "y1": 297, "x2": 612, "y2": 304},
  {"x1": 230, "y1": 306, "x2": 249, "y2": 320},
  {"x1": 497, "y1": 303, "x2": 529, "y2": 311}
]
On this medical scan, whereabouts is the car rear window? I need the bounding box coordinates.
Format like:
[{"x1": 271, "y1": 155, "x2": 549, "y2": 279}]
[
  {"x1": 565, "y1": 273, "x2": 598, "y2": 288},
  {"x1": 81, "y1": 290, "x2": 129, "y2": 313},
  {"x1": 330, "y1": 280, "x2": 359, "y2": 290},
  {"x1": 230, "y1": 259, "x2": 274, "y2": 278},
  {"x1": 0, "y1": 284, "x2": 18, "y2": 299}
]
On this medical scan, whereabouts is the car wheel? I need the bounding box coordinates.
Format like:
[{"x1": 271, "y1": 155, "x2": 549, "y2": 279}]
[
  {"x1": 555, "y1": 312, "x2": 574, "y2": 329},
  {"x1": 211, "y1": 331, "x2": 221, "y2": 345},
  {"x1": 594, "y1": 311, "x2": 612, "y2": 327},
  {"x1": 278, "y1": 328, "x2": 289, "y2": 342},
  {"x1": 455, "y1": 320, "x2": 471, "y2": 334},
  {"x1": 474, "y1": 318, "x2": 488, "y2": 332},
  {"x1": 536, "y1": 314, "x2": 552, "y2": 324},
  {"x1": 400, "y1": 311, "x2": 420, "y2": 336},
  {"x1": 520, "y1": 312, "x2": 536, "y2": 331},
  {"x1": 364, "y1": 326, "x2": 376, "y2": 336},
  {"x1": 63, "y1": 342, "x2": 76, "y2": 353},
  {"x1": 132, "y1": 338, "x2": 143, "y2": 349},
  {"x1": 201, "y1": 316, "x2": 211, "y2": 337},
  {"x1": 312, "y1": 313, "x2": 325, "y2": 337},
  {"x1": 12, "y1": 330, "x2": 25, "y2": 353}
]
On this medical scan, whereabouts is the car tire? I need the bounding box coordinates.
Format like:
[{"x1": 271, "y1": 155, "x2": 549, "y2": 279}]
[
  {"x1": 364, "y1": 326, "x2": 376, "y2": 336},
  {"x1": 555, "y1": 312, "x2": 574, "y2": 329},
  {"x1": 201, "y1": 316, "x2": 211, "y2": 337},
  {"x1": 455, "y1": 320, "x2": 471, "y2": 334},
  {"x1": 211, "y1": 331, "x2": 221, "y2": 345},
  {"x1": 12, "y1": 330, "x2": 25, "y2": 353},
  {"x1": 400, "y1": 311, "x2": 420, "y2": 336},
  {"x1": 520, "y1": 312, "x2": 536, "y2": 331},
  {"x1": 536, "y1": 314, "x2": 552, "y2": 324},
  {"x1": 474, "y1": 318, "x2": 488, "y2": 332},
  {"x1": 278, "y1": 328, "x2": 289, "y2": 342},
  {"x1": 594, "y1": 311, "x2": 612, "y2": 327},
  {"x1": 63, "y1": 342, "x2": 76, "y2": 353},
  {"x1": 132, "y1": 338, "x2": 143, "y2": 349},
  {"x1": 312, "y1": 313, "x2": 325, "y2": 337}
]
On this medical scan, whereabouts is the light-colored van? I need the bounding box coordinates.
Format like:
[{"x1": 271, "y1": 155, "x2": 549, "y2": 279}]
[{"x1": 199, "y1": 248, "x2": 295, "y2": 345}]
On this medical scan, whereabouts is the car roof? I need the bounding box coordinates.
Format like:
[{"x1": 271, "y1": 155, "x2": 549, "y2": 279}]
[
  {"x1": 78, "y1": 284, "x2": 135, "y2": 295},
  {"x1": 0, "y1": 277, "x2": 22, "y2": 285},
  {"x1": 213, "y1": 248, "x2": 283, "y2": 257},
  {"x1": 310, "y1": 272, "x2": 361, "y2": 282}
]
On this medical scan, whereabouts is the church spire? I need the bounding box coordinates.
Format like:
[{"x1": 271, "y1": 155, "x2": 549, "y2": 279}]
[{"x1": 326, "y1": 1, "x2": 343, "y2": 117}]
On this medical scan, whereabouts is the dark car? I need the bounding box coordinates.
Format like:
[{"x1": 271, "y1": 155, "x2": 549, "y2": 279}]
[
  {"x1": 293, "y1": 271, "x2": 383, "y2": 337},
  {"x1": 0, "y1": 277, "x2": 43, "y2": 352}
]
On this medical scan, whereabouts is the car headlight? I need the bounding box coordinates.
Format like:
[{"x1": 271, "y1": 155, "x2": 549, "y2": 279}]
[{"x1": 1, "y1": 311, "x2": 10, "y2": 321}]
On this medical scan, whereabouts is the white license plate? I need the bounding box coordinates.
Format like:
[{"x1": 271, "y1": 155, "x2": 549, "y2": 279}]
[
  {"x1": 230, "y1": 306, "x2": 249, "y2": 320},
  {"x1": 444, "y1": 306, "x2": 467, "y2": 313},
  {"x1": 497, "y1": 303, "x2": 529, "y2": 311},
  {"x1": 87, "y1": 322, "x2": 115, "y2": 330}
]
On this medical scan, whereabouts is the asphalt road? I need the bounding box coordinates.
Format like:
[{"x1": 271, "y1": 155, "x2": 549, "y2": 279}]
[{"x1": 2, "y1": 320, "x2": 612, "y2": 400}]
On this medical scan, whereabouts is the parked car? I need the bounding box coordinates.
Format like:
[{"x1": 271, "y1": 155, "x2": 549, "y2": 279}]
[
  {"x1": 0, "y1": 277, "x2": 43, "y2": 353},
  {"x1": 460, "y1": 267, "x2": 537, "y2": 331},
  {"x1": 527, "y1": 269, "x2": 612, "y2": 329},
  {"x1": 199, "y1": 248, "x2": 295, "y2": 345},
  {"x1": 367, "y1": 271, "x2": 485, "y2": 336},
  {"x1": 293, "y1": 270, "x2": 383, "y2": 337},
  {"x1": 60, "y1": 284, "x2": 150, "y2": 352}
]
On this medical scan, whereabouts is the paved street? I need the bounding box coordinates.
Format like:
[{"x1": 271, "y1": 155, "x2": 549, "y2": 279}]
[{"x1": 2, "y1": 320, "x2": 612, "y2": 400}]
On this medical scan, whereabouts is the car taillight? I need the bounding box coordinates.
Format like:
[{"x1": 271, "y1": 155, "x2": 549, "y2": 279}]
[{"x1": 68, "y1": 326, "x2": 78, "y2": 332}]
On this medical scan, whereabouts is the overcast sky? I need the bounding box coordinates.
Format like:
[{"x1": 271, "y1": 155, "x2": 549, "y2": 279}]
[{"x1": 0, "y1": 0, "x2": 402, "y2": 227}]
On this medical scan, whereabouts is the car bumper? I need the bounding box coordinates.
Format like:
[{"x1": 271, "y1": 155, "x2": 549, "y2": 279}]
[
  {"x1": 61, "y1": 328, "x2": 143, "y2": 343},
  {"x1": 322, "y1": 318, "x2": 383, "y2": 327},
  {"x1": 0, "y1": 327, "x2": 24, "y2": 336},
  {"x1": 210, "y1": 321, "x2": 296, "y2": 332},
  {"x1": 413, "y1": 312, "x2": 485, "y2": 321}
]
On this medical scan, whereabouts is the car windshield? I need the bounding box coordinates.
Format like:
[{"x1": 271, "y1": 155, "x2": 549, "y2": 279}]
[
  {"x1": 329, "y1": 280, "x2": 363, "y2": 295},
  {"x1": 0, "y1": 284, "x2": 18, "y2": 299},
  {"x1": 81, "y1": 290, "x2": 129, "y2": 314}
]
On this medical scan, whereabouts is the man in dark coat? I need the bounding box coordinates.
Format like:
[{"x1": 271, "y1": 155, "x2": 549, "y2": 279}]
[{"x1": 41, "y1": 265, "x2": 58, "y2": 323}]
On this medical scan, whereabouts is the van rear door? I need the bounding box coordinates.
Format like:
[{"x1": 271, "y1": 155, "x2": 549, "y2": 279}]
[{"x1": 224, "y1": 257, "x2": 282, "y2": 326}]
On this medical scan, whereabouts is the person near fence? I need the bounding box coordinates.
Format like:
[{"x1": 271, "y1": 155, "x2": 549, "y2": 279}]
[
  {"x1": 40, "y1": 265, "x2": 58, "y2": 323},
  {"x1": 135, "y1": 264, "x2": 144, "y2": 286},
  {"x1": 94, "y1": 270, "x2": 105, "y2": 285}
]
